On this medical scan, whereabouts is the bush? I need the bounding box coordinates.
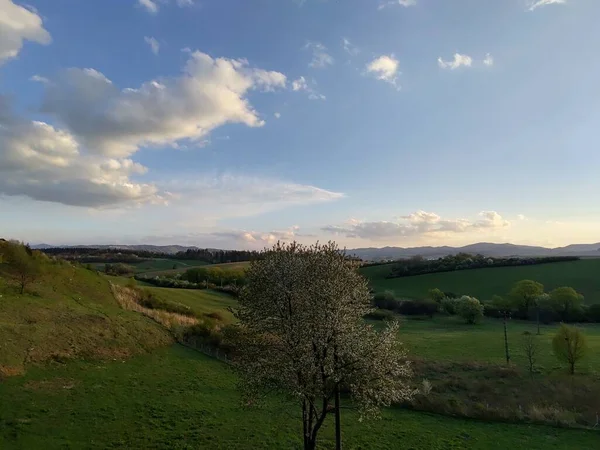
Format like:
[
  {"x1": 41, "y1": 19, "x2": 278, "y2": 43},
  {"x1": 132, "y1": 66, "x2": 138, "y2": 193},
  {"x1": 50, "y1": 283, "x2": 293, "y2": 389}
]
[
  {"x1": 586, "y1": 304, "x2": 600, "y2": 322},
  {"x1": 373, "y1": 290, "x2": 397, "y2": 310},
  {"x1": 397, "y1": 299, "x2": 438, "y2": 318},
  {"x1": 428, "y1": 288, "x2": 445, "y2": 303},
  {"x1": 456, "y1": 296, "x2": 484, "y2": 324},
  {"x1": 365, "y1": 309, "x2": 397, "y2": 321},
  {"x1": 441, "y1": 298, "x2": 458, "y2": 315}
]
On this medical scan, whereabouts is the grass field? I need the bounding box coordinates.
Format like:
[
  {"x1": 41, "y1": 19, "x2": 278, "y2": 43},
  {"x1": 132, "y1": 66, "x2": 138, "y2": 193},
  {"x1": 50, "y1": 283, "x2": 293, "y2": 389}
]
[
  {"x1": 1, "y1": 344, "x2": 598, "y2": 450},
  {"x1": 390, "y1": 316, "x2": 600, "y2": 372},
  {"x1": 360, "y1": 259, "x2": 600, "y2": 303}
]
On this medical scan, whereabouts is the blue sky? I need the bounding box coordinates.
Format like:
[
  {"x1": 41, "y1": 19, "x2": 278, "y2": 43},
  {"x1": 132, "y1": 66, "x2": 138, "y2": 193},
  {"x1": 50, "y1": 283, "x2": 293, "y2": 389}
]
[{"x1": 1, "y1": 0, "x2": 599, "y2": 249}]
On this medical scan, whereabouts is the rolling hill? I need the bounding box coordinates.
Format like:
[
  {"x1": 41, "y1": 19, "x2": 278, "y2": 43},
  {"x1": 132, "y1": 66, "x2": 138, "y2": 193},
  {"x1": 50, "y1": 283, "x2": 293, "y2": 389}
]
[{"x1": 360, "y1": 258, "x2": 600, "y2": 303}]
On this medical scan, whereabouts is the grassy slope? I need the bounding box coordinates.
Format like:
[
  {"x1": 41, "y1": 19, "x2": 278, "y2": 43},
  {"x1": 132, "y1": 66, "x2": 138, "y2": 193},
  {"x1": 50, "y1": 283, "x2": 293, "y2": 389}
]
[
  {"x1": 1, "y1": 345, "x2": 598, "y2": 450},
  {"x1": 0, "y1": 264, "x2": 172, "y2": 376},
  {"x1": 360, "y1": 259, "x2": 600, "y2": 303},
  {"x1": 144, "y1": 286, "x2": 238, "y2": 322}
]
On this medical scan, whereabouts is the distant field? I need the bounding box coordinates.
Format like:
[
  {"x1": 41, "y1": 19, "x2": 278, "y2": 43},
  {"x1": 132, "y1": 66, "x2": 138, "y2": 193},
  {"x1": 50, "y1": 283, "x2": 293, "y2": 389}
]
[
  {"x1": 360, "y1": 259, "x2": 600, "y2": 304},
  {"x1": 388, "y1": 316, "x2": 600, "y2": 372},
  {"x1": 92, "y1": 258, "x2": 208, "y2": 275},
  {"x1": 1, "y1": 345, "x2": 598, "y2": 449},
  {"x1": 131, "y1": 260, "x2": 251, "y2": 277}
]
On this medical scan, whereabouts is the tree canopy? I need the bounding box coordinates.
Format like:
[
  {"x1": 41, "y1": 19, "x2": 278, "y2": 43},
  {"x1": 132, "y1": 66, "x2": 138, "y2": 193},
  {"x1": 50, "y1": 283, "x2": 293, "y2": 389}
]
[{"x1": 234, "y1": 242, "x2": 414, "y2": 450}]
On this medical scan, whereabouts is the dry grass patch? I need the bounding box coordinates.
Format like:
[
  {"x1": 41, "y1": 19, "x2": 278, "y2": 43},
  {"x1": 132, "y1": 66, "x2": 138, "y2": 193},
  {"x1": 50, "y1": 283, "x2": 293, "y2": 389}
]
[{"x1": 111, "y1": 284, "x2": 199, "y2": 330}]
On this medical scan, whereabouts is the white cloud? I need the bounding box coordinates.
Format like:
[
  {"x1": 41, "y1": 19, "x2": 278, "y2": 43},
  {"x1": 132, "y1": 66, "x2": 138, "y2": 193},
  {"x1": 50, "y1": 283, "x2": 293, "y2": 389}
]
[
  {"x1": 30, "y1": 74, "x2": 49, "y2": 84},
  {"x1": 0, "y1": 0, "x2": 51, "y2": 64},
  {"x1": 0, "y1": 106, "x2": 161, "y2": 207},
  {"x1": 291, "y1": 76, "x2": 325, "y2": 100},
  {"x1": 366, "y1": 55, "x2": 400, "y2": 88},
  {"x1": 528, "y1": 0, "x2": 566, "y2": 11},
  {"x1": 483, "y1": 53, "x2": 494, "y2": 66},
  {"x1": 517, "y1": 214, "x2": 527, "y2": 221},
  {"x1": 39, "y1": 51, "x2": 287, "y2": 158},
  {"x1": 305, "y1": 42, "x2": 334, "y2": 69},
  {"x1": 274, "y1": 112, "x2": 281, "y2": 119},
  {"x1": 138, "y1": 0, "x2": 159, "y2": 14},
  {"x1": 212, "y1": 226, "x2": 300, "y2": 245},
  {"x1": 438, "y1": 53, "x2": 473, "y2": 70},
  {"x1": 322, "y1": 210, "x2": 510, "y2": 240},
  {"x1": 378, "y1": 0, "x2": 416, "y2": 10},
  {"x1": 342, "y1": 38, "x2": 359, "y2": 56},
  {"x1": 176, "y1": 0, "x2": 194, "y2": 6},
  {"x1": 144, "y1": 36, "x2": 160, "y2": 55}
]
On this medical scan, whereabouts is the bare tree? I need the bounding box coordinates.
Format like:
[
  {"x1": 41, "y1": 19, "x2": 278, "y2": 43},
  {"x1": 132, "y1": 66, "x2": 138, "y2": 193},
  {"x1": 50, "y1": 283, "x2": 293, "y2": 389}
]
[
  {"x1": 234, "y1": 242, "x2": 414, "y2": 450},
  {"x1": 520, "y1": 331, "x2": 539, "y2": 377}
]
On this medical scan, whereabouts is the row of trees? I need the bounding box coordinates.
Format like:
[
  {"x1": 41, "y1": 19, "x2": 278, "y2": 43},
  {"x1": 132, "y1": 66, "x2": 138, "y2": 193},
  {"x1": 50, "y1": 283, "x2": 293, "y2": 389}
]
[
  {"x1": 373, "y1": 290, "x2": 485, "y2": 324},
  {"x1": 42, "y1": 247, "x2": 258, "y2": 265},
  {"x1": 388, "y1": 253, "x2": 579, "y2": 278},
  {"x1": 181, "y1": 266, "x2": 247, "y2": 286},
  {"x1": 427, "y1": 280, "x2": 600, "y2": 324}
]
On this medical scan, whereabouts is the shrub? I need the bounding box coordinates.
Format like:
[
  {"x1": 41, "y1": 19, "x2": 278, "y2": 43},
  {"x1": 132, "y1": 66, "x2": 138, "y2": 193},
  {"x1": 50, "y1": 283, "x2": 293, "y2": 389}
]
[
  {"x1": 365, "y1": 309, "x2": 396, "y2": 321},
  {"x1": 441, "y1": 297, "x2": 458, "y2": 315},
  {"x1": 373, "y1": 290, "x2": 397, "y2": 310},
  {"x1": 428, "y1": 288, "x2": 445, "y2": 303},
  {"x1": 586, "y1": 304, "x2": 600, "y2": 322},
  {"x1": 456, "y1": 296, "x2": 484, "y2": 324},
  {"x1": 397, "y1": 299, "x2": 438, "y2": 318}
]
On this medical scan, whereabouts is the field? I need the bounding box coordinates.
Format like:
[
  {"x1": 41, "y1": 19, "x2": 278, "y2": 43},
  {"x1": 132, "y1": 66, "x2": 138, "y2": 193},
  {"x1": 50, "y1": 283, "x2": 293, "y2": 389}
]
[
  {"x1": 1, "y1": 344, "x2": 599, "y2": 450},
  {"x1": 391, "y1": 316, "x2": 600, "y2": 372},
  {"x1": 360, "y1": 258, "x2": 600, "y2": 303},
  {"x1": 126, "y1": 259, "x2": 251, "y2": 277}
]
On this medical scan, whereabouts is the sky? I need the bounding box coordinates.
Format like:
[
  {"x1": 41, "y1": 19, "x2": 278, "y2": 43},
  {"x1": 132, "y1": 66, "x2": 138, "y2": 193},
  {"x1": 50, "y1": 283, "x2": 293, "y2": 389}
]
[{"x1": 1, "y1": 0, "x2": 599, "y2": 250}]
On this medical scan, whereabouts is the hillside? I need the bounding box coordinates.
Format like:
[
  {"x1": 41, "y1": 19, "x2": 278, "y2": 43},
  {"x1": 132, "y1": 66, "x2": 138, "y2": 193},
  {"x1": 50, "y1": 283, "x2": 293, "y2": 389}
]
[
  {"x1": 360, "y1": 258, "x2": 600, "y2": 303},
  {"x1": 0, "y1": 261, "x2": 173, "y2": 377}
]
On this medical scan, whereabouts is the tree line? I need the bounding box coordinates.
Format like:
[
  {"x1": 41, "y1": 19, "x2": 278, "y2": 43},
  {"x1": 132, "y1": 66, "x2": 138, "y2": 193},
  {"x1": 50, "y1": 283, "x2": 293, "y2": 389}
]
[
  {"x1": 41, "y1": 247, "x2": 258, "y2": 265},
  {"x1": 386, "y1": 253, "x2": 579, "y2": 278}
]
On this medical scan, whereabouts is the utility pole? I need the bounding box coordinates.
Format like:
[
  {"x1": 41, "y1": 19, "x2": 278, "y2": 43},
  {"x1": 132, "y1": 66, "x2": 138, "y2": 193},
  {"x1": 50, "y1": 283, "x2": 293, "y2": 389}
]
[{"x1": 503, "y1": 311, "x2": 510, "y2": 365}]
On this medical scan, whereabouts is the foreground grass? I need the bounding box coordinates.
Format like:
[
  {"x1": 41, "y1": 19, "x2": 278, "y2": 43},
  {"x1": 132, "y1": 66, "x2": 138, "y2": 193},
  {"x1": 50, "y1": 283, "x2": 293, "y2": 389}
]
[
  {"x1": 1, "y1": 345, "x2": 598, "y2": 449},
  {"x1": 361, "y1": 259, "x2": 600, "y2": 303}
]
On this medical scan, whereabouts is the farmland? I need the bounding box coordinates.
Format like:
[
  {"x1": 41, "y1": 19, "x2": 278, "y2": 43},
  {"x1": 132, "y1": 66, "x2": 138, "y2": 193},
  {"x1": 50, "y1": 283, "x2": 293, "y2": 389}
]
[{"x1": 360, "y1": 258, "x2": 600, "y2": 303}]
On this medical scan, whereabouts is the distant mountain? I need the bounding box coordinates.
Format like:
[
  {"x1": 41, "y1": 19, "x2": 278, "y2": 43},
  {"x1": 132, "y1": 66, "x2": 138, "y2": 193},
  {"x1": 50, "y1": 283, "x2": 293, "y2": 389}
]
[
  {"x1": 347, "y1": 242, "x2": 600, "y2": 261},
  {"x1": 30, "y1": 244, "x2": 200, "y2": 254},
  {"x1": 30, "y1": 241, "x2": 600, "y2": 260}
]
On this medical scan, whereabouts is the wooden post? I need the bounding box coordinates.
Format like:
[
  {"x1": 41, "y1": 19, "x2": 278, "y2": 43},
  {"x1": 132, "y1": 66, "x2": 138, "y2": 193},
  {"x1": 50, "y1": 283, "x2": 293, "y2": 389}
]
[
  {"x1": 503, "y1": 311, "x2": 510, "y2": 365},
  {"x1": 335, "y1": 385, "x2": 341, "y2": 450}
]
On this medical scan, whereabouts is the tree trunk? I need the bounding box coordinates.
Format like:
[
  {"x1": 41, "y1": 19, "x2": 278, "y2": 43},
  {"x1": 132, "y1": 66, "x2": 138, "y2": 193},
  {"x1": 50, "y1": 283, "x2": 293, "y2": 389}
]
[
  {"x1": 570, "y1": 362, "x2": 575, "y2": 375},
  {"x1": 335, "y1": 385, "x2": 341, "y2": 450},
  {"x1": 536, "y1": 308, "x2": 540, "y2": 335}
]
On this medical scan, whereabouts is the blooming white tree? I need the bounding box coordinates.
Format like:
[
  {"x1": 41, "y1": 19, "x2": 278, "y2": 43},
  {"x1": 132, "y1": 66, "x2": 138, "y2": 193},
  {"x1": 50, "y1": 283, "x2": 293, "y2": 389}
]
[{"x1": 234, "y1": 241, "x2": 413, "y2": 450}]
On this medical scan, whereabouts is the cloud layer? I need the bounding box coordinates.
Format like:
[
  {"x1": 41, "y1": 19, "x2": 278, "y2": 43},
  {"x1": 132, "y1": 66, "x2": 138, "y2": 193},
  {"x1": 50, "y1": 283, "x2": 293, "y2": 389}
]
[
  {"x1": 322, "y1": 211, "x2": 510, "y2": 240},
  {"x1": 0, "y1": 0, "x2": 51, "y2": 64}
]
